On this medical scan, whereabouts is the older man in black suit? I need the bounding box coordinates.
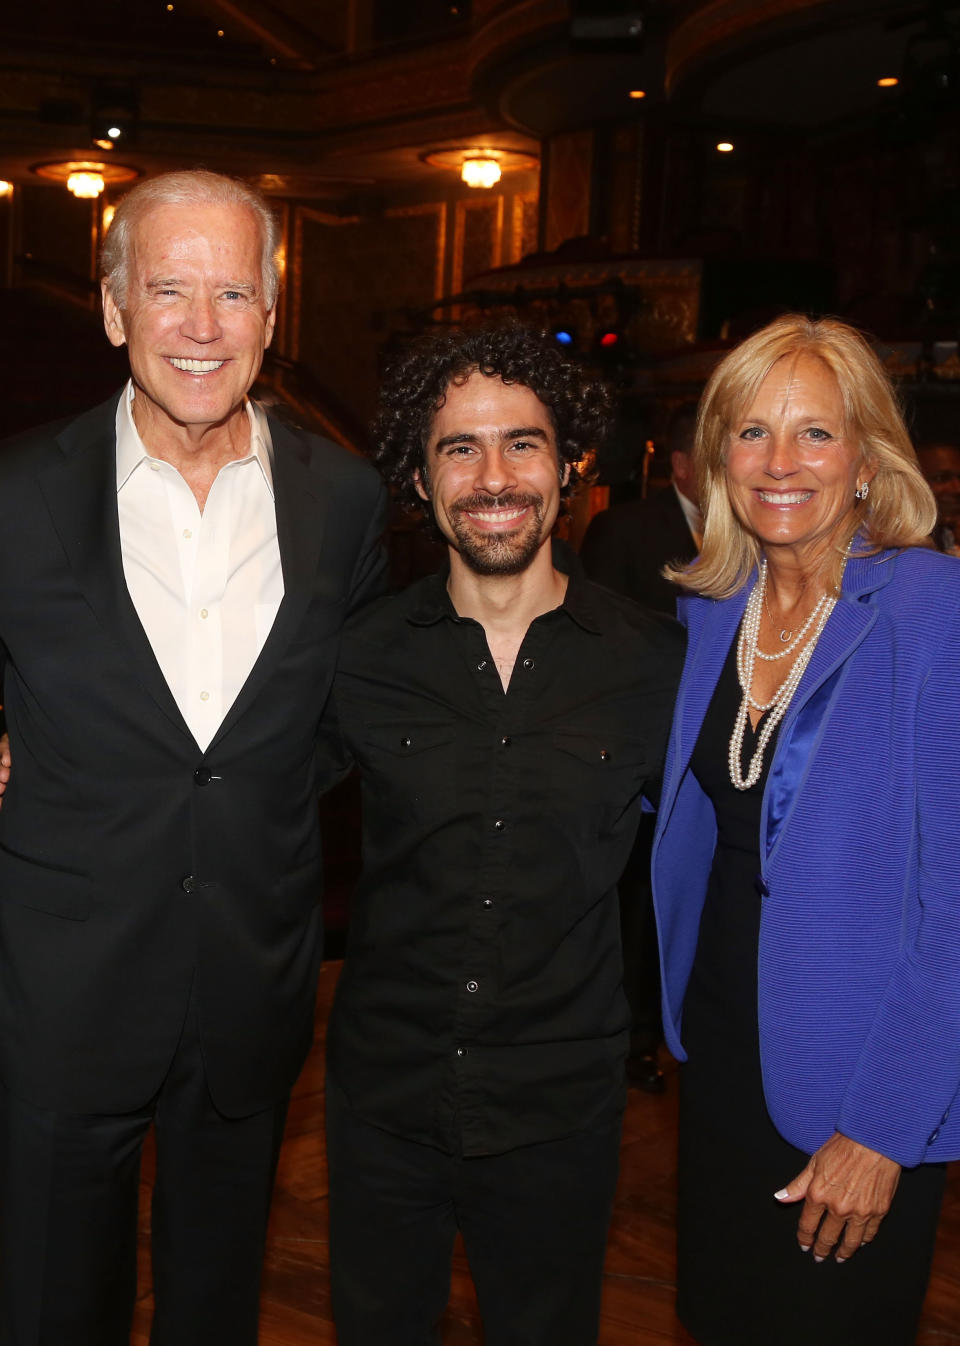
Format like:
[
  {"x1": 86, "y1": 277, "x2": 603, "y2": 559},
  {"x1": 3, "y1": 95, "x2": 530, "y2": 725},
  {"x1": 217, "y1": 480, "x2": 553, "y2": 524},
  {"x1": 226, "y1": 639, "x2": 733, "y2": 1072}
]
[{"x1": 0, "y1": 171, "x2": 384, "y2": 1346}]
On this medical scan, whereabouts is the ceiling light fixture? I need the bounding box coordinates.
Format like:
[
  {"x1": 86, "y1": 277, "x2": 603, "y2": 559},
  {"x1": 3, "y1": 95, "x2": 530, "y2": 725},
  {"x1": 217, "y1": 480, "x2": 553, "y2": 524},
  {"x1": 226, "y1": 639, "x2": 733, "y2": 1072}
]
[
  {"x1": 0, "y1": 180, "x2": 13, "y2": 197},
  {"x1": 716, "y1": 141, "x2": 734, "y2": 153},
  {"x1": 32, "y1": 159, "x2": 140, "y2": 197},
  {"x1": 423, "y1": 146, "x2": 539, "y2": 188},
  {"x1": 629, "y1": 89, "x2": 646, "y2": 99},
  {"x1": 461, "y1": 157, "x2": 502, "y2": 189},
  {"x1": 877, "y1": 76, "x2": 899, "y2": 87},
  {"x1": 68, "y1": 172, "x2": 105, "y2": 198}
]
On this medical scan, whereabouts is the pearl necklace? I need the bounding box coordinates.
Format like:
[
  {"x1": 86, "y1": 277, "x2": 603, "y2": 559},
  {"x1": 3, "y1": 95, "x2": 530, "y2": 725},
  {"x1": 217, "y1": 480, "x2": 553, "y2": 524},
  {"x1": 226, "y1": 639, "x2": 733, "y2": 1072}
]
[
  {"x1": 758, "y1": 589, "x2": 831, "y2": 660},
  {"x1": 728, "y1": 560, "x2": 840, "y2": 791}
]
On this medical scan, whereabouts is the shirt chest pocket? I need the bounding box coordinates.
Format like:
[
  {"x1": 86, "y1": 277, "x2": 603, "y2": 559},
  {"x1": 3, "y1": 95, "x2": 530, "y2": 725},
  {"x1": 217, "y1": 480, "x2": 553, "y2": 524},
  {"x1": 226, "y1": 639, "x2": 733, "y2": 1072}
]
[
  {"x1": 551, "y1": 731, "x2": 649, "y2": 836},
  {"x1": 359, "y1": 724, "x2": 459, "y2": 824}
]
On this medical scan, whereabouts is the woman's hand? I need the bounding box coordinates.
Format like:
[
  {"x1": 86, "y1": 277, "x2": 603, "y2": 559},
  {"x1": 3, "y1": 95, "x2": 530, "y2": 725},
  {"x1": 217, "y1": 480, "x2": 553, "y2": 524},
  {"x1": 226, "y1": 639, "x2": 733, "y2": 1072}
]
[{"x1": 774, "y1": 1131, "x2": 901, "y2": 1262}]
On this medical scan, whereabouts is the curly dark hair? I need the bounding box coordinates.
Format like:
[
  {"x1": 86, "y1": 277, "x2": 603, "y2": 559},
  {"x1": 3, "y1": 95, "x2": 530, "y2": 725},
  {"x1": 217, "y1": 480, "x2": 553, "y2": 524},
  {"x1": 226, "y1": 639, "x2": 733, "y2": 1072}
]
[{"x1": 371, "y1": 321, "x2": 612, "y2": 525}]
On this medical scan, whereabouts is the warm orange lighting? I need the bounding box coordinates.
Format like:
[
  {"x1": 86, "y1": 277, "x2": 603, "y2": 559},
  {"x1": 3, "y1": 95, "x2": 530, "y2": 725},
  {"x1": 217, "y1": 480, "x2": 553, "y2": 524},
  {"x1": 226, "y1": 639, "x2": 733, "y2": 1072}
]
[
  {"x1": 102, "y1": 204, "x2": 116, "y2": 231},
  {"x1": 93, "y1": 138, "x2": 114, "y2": 151},
  {"x1": 217, "y1": 28, "x2": 224, "y2": 36},
  {"x1": 716, "y1": 141, "x2": 734, "y2": 153},
  {"x1": 877, "y1": 76, "x2": 899, "y2": 88},
  {"x1": 0, "y1": 181, "x2": 13, "y2": 197},
  {"x1": 629, "y1": 89, "x2": 646, "y2": 100},
  {"x1": 461, "y1": 157, "x2": 502, "y2": 189},
  {"x1": 68, "y1": 172, "x2": 105, "y2": 198}
]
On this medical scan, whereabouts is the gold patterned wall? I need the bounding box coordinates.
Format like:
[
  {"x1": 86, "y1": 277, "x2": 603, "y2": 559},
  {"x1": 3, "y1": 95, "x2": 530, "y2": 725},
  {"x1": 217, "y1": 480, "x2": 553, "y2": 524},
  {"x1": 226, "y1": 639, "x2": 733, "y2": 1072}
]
[
  {"x1": 544, "y1": 130, "x2": 593, "y2": 252},
  {"x1": 291, "y1": 203, "x2": 445, "y2": 430},
  {"x1": 288, "y1": 180, "x2": 540, "y2": 430}
]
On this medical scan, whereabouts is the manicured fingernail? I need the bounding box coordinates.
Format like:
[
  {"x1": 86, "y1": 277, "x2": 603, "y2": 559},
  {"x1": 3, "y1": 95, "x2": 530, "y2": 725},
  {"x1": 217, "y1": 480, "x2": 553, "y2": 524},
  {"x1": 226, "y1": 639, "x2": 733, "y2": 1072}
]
[
  {"x1": 799, "y1": 1244, "x2": 810, "y2": 1253},
  {"x1": 813, "y1": 1255, "x2": 825, "y2": 1264},
  {"x1": 836, "y1": 1257, "x2": 847, "y2": 1264},
  {"x1": 774, "y1": 1189, "x2": 789, "y2": 1200}
]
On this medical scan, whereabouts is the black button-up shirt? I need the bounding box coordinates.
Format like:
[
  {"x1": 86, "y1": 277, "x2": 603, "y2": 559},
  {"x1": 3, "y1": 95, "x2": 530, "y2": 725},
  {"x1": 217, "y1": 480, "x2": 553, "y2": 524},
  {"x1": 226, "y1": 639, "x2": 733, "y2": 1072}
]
[{"x1": 323, "y1": 571, "x2": 684, "y2": 1156}]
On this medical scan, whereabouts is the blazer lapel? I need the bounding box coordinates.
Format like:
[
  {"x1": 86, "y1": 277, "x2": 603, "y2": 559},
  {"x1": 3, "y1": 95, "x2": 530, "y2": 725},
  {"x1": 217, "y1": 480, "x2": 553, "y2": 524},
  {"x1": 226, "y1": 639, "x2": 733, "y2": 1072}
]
[
  {"x1": 38, "y1": 395, "x2": 194, "y2": 741},
  {"x1": 761, "y1": 554, "x2": 892, "y2": 862},
  {"x1": 208, "y1": 417, "x2": 329, "y2": 749}
]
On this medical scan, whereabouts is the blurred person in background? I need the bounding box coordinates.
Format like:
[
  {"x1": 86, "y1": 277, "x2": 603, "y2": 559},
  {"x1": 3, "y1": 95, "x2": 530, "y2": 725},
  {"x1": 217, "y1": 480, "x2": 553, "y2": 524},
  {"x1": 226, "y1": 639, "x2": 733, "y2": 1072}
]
[
  {"x1": 579, "y1": 402, "x2": 701, "y2": 1090},
  {"x1": 916, "y1": 439, "x2": 960, "y2": 554}
]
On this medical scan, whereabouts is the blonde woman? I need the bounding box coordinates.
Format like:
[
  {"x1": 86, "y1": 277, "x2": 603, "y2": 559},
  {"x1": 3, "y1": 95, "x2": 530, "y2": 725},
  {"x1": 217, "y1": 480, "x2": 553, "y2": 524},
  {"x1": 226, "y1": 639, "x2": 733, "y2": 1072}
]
[{"x1": 652, "y1": 314, "x2": 959, "y2": 1344}]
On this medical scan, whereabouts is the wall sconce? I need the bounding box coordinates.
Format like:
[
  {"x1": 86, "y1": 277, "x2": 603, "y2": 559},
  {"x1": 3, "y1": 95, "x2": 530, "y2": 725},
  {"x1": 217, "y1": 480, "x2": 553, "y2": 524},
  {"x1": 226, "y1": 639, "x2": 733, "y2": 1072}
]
[{"x1": 0, "y1": 180, "x2": 13, "y2": 198}]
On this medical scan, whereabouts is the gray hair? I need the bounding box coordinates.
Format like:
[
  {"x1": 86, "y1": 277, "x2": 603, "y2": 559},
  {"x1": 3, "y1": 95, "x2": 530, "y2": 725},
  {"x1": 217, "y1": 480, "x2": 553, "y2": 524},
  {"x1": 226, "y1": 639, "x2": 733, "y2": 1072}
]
[{"x1": 101, "y1": 169, "x2": 281, "y2": 309}]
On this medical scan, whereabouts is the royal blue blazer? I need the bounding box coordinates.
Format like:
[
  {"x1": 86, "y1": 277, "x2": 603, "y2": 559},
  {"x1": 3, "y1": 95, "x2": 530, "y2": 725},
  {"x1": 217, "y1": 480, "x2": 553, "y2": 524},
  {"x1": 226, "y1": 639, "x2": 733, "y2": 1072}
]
[{"x1": 652, "y1": 546, "x2": 960, "y2": 1167}]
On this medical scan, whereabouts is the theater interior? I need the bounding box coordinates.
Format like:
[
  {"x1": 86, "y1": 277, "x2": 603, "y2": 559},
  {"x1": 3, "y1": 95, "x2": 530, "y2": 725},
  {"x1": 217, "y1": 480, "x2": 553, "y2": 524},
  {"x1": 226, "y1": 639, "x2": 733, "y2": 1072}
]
[{"x1": 1, "y1": 1, "x2": 959, "y2": 1340}]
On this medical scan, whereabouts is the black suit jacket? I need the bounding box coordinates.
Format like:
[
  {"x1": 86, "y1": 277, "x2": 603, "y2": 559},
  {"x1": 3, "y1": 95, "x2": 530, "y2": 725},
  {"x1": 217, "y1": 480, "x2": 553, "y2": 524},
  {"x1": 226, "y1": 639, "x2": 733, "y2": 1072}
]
[
  {"x1": 0, "y1": 392, "x2": 386, "y2": 1116},
  {"x1": 578, "y1": 484, "x2": 697, "y2": 616}
]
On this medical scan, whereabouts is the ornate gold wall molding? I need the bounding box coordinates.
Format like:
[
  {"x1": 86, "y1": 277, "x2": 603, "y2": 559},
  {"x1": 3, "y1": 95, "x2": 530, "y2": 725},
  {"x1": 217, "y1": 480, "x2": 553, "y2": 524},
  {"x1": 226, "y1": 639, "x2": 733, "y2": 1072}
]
[
  {"x1": 452, "y1": 195, "x2": 505, "y2": 295},
  {"x1": 290, "y1": 206, "x2": 359, "y2": 363}
]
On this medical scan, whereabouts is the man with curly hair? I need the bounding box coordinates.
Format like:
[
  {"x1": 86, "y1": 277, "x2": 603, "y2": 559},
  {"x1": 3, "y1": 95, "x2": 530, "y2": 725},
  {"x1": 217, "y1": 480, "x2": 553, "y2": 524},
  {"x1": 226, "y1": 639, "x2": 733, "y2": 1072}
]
[{"x1": 321, "y1": 323, "x2": 685, "y2": 1345}]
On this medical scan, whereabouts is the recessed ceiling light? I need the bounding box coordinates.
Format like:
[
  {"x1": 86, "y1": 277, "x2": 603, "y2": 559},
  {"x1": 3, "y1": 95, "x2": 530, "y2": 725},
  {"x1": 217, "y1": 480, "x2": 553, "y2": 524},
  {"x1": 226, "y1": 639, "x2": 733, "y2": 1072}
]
[
  {"x1": 629, "y1": 90, "x2": 646, "y2": 100},
  {"x1": 877, "y1": 76, "x2": 899, "y2": 88},
  {"x1": 716, "y1": 142, "x2": 734, "y2": 153}
]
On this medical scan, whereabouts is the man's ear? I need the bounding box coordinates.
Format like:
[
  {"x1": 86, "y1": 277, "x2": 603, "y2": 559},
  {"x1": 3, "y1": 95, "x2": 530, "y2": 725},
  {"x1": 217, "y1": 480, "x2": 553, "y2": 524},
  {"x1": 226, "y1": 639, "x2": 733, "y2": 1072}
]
[
  {"x1": 102, "y1": 282, "x2": 127, "y2": 349},
  {"x1": 560, "y1": 460, "x2": 571, "y2": 487},
  {"x1": 264, "y1": 304, "x2": 277, "y2": 350},
  {"x1": 414, "y1": 467, "x2": 430, "y2": 502}
]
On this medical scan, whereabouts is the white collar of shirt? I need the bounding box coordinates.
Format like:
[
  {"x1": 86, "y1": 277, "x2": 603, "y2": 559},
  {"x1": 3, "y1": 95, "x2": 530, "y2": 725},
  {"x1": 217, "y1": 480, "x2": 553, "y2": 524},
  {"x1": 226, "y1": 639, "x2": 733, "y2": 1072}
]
[
  {"x1": 115, "y1": 380, "x2": 275, "y2": 495},
  {"x1": 673, "y1": 481, "x2": 703, "y2": 546}
]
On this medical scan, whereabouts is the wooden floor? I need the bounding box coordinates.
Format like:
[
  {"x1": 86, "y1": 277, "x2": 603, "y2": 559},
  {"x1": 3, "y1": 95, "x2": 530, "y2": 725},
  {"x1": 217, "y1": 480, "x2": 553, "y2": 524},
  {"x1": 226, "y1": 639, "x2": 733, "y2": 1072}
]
[{"x1": 132, "y1": 960, "x2": 960, "y2": 1345}]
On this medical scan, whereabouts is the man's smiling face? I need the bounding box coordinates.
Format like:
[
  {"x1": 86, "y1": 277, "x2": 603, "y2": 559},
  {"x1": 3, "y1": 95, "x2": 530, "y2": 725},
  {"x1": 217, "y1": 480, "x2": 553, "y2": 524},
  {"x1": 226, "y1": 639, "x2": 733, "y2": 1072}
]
[
  {"x1": 102, "y1": 200, "x2": 276, "y2": 440},
  {"x1": 416, "y1": 370, "x2": 568, "y2": 576}
]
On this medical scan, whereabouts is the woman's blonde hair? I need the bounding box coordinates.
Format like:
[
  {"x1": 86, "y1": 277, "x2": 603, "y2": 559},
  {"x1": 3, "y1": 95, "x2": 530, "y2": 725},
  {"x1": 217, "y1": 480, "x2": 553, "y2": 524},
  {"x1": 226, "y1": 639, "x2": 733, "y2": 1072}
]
[{"x1": 666, "y1": 314, "x2": 936, "y2": 598}]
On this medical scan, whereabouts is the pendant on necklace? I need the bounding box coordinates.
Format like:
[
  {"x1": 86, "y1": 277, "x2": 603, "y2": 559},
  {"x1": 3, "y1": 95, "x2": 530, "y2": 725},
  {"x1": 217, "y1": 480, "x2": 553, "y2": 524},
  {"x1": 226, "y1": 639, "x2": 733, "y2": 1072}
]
[{"x1": 778, "y1": 628, "x2": 792, "y2": 643}]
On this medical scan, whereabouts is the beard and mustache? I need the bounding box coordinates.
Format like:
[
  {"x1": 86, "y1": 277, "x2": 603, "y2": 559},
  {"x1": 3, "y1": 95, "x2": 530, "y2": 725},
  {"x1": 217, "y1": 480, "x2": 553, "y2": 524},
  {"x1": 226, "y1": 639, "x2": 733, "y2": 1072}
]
[{"x1": 446, "y1": 490, "x2": 547, "y2": 576}]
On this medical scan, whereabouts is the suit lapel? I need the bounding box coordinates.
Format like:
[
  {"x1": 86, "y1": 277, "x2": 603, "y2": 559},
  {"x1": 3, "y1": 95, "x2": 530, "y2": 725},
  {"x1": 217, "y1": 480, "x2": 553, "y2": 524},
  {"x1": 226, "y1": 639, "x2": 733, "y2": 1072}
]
[
  {"x1": 208, "y1": 417, "x2": 329, "y2": 749},
  {"x1": 38, "y1": 395, "x2": 194, "y2": 740}
]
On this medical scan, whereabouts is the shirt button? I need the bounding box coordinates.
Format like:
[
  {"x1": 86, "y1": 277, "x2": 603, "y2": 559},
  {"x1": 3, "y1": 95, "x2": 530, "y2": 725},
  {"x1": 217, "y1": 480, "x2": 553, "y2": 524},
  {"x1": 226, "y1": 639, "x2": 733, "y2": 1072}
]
[
  {"x1": 456, "y1": 1046, "x2": 468, "y2": 1057},
  {"x1": 200, "y1": 690, "x2": 210, "y2": 702},
  {"x1": 150, "y1": 462, "x2": 161, "y2": 472},
  {"x1": 466, "y1": 980, "x2": 479, "y2": 993},
  {"x1": 193, "y1": 766, "x2": 213, "y2": 786},
  {"x1": 481, "y1": 897, "x2": 494, "y2": 909},
  {"x1": 477, "y1": 660, "x2": 488, "y2": 671},
  {"x1": 181, "y1": 875, "x2": 199, "y2": 893},
  {"x1": 493, "y1": 819, "x2": 505, "y2": 832},
  {"x1": 600, "y1": 749, "x2": 610, "y2": 761},
  {"x1": 522, "y1": 657, "x2": 535, "y2": 670},
  {"x1": 182, "y1": 528, "x2": 193, "y2": 539},
  {"x1": 400, "y1": 736, "x2": 411, "y2": 748},
  {"x1": 500, "y1": 736, "x2": 511, "y2": 747},
  {"x1": 199, "y1": 608, "x2": 208, "y2": 620}
]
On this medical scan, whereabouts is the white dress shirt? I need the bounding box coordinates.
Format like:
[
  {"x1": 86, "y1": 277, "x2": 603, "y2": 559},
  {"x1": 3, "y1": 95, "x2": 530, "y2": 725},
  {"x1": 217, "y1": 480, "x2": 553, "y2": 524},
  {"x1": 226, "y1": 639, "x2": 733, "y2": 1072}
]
[
  {"x1": 673, "y1": 481, "x2": 703, "y2": 551},
  {"x1": 115, "y1": 382, "x2": 284, "y2": 751}
]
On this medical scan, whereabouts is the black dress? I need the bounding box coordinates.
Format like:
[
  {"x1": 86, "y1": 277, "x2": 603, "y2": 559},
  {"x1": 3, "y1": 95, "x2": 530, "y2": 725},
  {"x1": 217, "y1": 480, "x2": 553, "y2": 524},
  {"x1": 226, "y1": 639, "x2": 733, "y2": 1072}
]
[{"x1": 676, "y1": 636, "x2": 945, "y2": 1346}]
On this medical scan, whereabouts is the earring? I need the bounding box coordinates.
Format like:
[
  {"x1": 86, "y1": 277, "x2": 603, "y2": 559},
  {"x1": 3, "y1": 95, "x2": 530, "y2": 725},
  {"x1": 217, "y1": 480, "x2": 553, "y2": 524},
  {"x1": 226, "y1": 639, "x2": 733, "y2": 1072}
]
[{"x1": 855, "y1": 481, "x2": 870, "y2": 501}]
